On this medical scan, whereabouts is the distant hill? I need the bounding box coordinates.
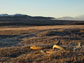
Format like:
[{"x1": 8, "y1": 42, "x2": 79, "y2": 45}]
[
  {"x1": 57, "y1": 15, "x2": 84, "y2": 21},
  {"x1": 0, "y1": 14, "x2": 84, "y2": 26},
  {"x1": 75, "y1": 15, "x2": 84, "y2": 20},
  {"x1": 57, "y1": 17, "x2": 74, "y2": 20}
]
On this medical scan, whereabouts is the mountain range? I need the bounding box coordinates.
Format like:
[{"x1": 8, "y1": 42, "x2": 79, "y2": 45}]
[{"x1": 0, "y1": 14, "x2": 84, "y2": 20}]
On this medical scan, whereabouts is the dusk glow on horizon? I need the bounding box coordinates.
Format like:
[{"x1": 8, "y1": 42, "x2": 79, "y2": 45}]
[{"x1": 0, "y1": 0, "x2": 84, "y2": 18}]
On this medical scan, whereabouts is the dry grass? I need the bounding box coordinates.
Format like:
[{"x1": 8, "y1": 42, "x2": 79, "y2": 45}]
[
  {"x1": 0, "y1": 25, "x2": 84, "y2": 31},
  {"x1": 0, "y1": 25, "x2": 84, "y2": 63},
  {"x1": 80, "y1": 30, "x2": 84, "y2": 32}
]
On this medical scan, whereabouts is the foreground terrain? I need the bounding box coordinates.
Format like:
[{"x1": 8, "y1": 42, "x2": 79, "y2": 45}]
[{"x1": 0, "y1": 25, "x2": 84, "y2": 63}]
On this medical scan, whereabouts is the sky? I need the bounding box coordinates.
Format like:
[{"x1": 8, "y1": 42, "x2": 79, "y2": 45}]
[{"x1": 0, "y1": 0, "x2": 84, "y2": 18}]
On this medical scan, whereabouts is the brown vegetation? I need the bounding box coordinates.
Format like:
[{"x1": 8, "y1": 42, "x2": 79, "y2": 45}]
[{"x1": 0, "y1": 25, "x2": 84, "y2": 63}]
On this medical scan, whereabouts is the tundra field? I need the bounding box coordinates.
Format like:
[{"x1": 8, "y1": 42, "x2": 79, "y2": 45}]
[{"x1": 0, "y1": 25, "x2": 84, "y2": 63}]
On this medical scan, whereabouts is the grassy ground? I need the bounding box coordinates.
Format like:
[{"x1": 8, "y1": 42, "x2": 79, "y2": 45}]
[{"x1": 0, "y1": 25, "x2": 84, "y2": 63}]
